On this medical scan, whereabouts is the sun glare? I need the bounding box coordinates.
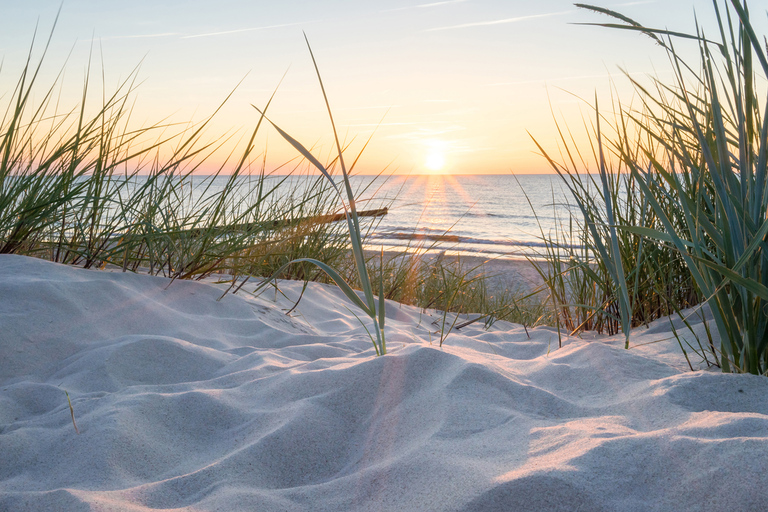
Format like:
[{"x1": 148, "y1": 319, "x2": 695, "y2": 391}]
[
  {"x1": 424, "y1": 140, "x2": 448, "y2": 172},
  {"x1": 425, "y1": 151, "x2": 445, "y2": 172}
]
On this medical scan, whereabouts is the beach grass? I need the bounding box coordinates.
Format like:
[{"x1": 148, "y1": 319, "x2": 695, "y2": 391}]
[
  {"x1": 534, "y1": 0, "x2": 768, "y2": 374},
  {"x1": 0, "y1": 21, "x2": 361, "y2": 285},
  {"x1": 239, "y1": 36, "x2": 391, "y2": 355},
  {"x1": 245, "y1": 38, "x2": 554, "y2": 354},
  {"x1": 1, "y1": 16, "x2": 556, "y2": 355}
]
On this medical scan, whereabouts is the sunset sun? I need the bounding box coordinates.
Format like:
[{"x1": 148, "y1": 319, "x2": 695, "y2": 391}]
[
  {"x1": 424, "y1": 140, "x2": 448, "y2": 172},
  {"x1": 425, "y1": 151, "x2": 445, "y2": 172}
]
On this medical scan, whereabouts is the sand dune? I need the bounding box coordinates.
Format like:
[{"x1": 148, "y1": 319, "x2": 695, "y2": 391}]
[{"x1": 1, "y1": 255, "x2": 767, "y2": 511}]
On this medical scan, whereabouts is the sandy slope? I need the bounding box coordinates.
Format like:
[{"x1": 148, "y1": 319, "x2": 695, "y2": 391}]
[{"x1": 1, "y1": 255, "x2": 767, "y2": 511}]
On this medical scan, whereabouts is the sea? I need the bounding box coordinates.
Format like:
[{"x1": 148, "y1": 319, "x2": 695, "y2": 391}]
[
  {"x1": 339, "y1": 174, "x2": 578, "y2": 259},
  {"x1": 170, "y1": 173, "x2": 582, "y2": 260}
]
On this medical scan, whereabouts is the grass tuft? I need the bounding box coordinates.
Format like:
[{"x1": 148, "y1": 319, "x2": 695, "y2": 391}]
[{"x1": 535, "y1": 0, "x2": 768, "y2": 374}]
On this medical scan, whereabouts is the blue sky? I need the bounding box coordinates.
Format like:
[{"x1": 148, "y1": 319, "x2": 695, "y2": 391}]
[{"x1": 0, "y1": 0, "x2": 750, "y2": 174}]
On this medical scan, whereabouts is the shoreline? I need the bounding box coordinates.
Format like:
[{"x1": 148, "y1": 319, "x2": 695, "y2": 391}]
[{"x1": 370, "y1": 248, "x2": 550, "y2": 295}]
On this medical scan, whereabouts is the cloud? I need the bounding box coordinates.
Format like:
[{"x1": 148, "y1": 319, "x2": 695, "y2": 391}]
[
  {"x1": 382, "y1": 0, "x2": 469, "y2": 13},
  {"x1": 344, "y1": 122, "x2": 424, "y2": 127},
  {"x1": 426, "y1": 9, "x2": 573, "y2": 32},
  {"x1": 486, "y1": 69, "x2": 673, "y2": 86},
  {"x1": 612, "y1": 1, "x2": 657, "y2": 6},
  {"x1": 336, "y1": 105, "x2": 401, "y2": 111},
  {"x1": 89, "y1": 19, "x2": 319, "y2": 42},
  {"x1": 182, "y1": 21, "x2": 315, "y2": 39},
  {"x1": 88, "y1": 32, "x2": 181, "y2": 42},
  {"x1": 120, "y1": 32, "x2": 181, "y2": 39},
  {"x1": 384, "y1": 125, "x2": 467, "y2": 140}
]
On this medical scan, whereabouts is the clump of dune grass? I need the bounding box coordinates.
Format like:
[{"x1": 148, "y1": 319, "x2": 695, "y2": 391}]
[
  {"x1": 252, "y1": 36, "x2": 389, "y2": 356},
  {"x1": 4, "y1": 17, "x2": 546, "y2": 354},
  {"x1": 416, "y1": 255, "x2": 541, "y2": 343},
  {"x1": 361, "y1": 249, "x2": 546, "y2": 341},
  {"x1": 250, "y1": 35, "x2": 548, "y2": 352},
  {"x1": 243, "y1": 174, "x2": 389, "y2": 284},
  {"x1": 529, "y1": 118, "x2": 700, "y2": 348},
  {"x1": 0, "y1": 19, "x2": 355, "y2": 283},
  {"x1": 535, "y1": 0, "x2": 768, "y2": 374},
  {"x1": 352, "y1": 183, "x2": 548, "y2": 340}
]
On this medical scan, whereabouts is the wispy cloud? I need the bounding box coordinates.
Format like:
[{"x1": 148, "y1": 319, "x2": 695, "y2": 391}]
[
  {"x1": 87, "y1": 20, "x2": 317, "y2": 42},
  {"x1": 344, "y1": 122, "x2": 424, "y2": 127},
  {"x1": 121, "y1": 32, "x2": 181, "y2": 39},
  {"x1": 426, "y1": 9, "x2": 573, "y2": 32},
  {"x1": 382, "y1": 0, "x2": 469, "y2": 13},
  {"x1": 486, "y1": 69, "x2": 672, "y2": 86},
  {"x1": 384, "y1": 125, "x2": 467, "y2": 139},
  {"x1": 612, "y1": 1, "x2": 657, "y2": 6},
  {"x1": 182, "y1": 21, "x2": 315, "y2": 39},
  {"x1": 88, "y1": 32, "x2": 181, "y2": 42},
  {"x1": 336, "y1": 105, "x2": 400, "y2": 111}
]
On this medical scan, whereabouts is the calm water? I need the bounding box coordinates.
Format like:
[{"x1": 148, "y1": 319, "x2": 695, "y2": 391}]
[
  {"x1": 177, "y1": 173, "x2": 581, "y2": 259},
  {"x1": 353, "y1": 174, "x2": 578, "y2": 259}
]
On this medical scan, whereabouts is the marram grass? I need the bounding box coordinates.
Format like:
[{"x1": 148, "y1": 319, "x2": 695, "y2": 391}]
[
  {"x1": 2, "y1": 17, "x2": 550, "y2": 355},
  {"x1": 0, "y1": 19, "x2": 355, "y2": 283},
  {"x1": 250, "y1": 35, "x2": 388, "y2": 355},
  {"x1": 537, "y1": 0, "x2": 768, "y2": 375}
]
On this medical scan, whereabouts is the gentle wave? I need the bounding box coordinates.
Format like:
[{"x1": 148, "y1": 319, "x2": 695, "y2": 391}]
[
  {"x1": 368, "y1": 231, "x2": 583, "y2": 251},
  {"x1": 461, "y1": 212, "x2": 513, "y2": 219}
]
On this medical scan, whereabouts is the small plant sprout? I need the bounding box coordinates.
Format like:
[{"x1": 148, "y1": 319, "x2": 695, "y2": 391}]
[{"x1": 65, "y1": 390, "x2": 79, "y2": 435}]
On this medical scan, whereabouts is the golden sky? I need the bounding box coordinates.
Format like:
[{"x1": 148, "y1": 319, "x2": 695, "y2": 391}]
[{"x1": 0, "y1": 0, "x2": 747, "y2": 175}]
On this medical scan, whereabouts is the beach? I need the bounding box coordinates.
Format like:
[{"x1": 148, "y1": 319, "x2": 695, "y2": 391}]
[
  {"x1": 374, "y1": 249, "x2": 549, "y2": 296},
  {"x1": 2, "y1": 254, "x2": 767, "y2": 511},
  {"x1": 2, "y1": 0, "x2": 768, "y2": 508}
]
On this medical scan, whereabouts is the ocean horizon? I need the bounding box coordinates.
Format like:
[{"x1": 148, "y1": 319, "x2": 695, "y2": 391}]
[
  {"x1": 166, "y1": 172, "x2": 586, "y2": 260},
  {"x1": 358, "y1": 173, "x2": 581, "y2": 259}
]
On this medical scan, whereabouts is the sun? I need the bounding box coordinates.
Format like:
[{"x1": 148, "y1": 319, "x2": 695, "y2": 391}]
[
  {"x1": 424, "y1": 140, "x2": 448, "y2": 172},
  {"x1": 425, "y1": 151, "x2": 445, "y2": 172}
]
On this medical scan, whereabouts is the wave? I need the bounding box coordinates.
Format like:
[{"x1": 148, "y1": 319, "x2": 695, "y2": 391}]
[
  {"x1": 368, "y1": 230, "x2": 583, "y2": 251},
  {"x1": 461, "y1": 212, "x2": 513, "y2": 219}
]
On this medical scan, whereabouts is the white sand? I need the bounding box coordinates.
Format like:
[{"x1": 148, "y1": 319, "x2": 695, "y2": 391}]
[{"x1": 2, "y1": 254, "x2": 767, "y2": 511}]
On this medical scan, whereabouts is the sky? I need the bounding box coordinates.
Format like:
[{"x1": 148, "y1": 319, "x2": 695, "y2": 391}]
[{"x1": 0, "y1": 0, "x2": 752, "y2": 175}]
